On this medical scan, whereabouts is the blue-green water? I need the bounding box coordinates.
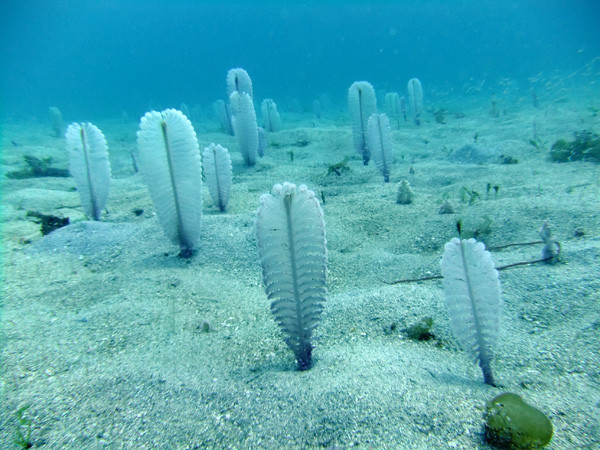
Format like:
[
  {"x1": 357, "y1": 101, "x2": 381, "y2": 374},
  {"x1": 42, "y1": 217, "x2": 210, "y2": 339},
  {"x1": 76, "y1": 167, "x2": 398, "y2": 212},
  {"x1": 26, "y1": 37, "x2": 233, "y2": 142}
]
[{"x1": 1, "y1": 0, "x2": 599, "y2": 119}]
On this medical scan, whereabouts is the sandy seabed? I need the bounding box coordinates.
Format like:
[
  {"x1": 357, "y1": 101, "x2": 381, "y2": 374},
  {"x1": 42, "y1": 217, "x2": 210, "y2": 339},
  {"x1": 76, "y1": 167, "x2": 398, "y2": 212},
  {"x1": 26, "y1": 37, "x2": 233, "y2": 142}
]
[{"x1": 1, "y1": 91, "x2": 599, "y2": 448}]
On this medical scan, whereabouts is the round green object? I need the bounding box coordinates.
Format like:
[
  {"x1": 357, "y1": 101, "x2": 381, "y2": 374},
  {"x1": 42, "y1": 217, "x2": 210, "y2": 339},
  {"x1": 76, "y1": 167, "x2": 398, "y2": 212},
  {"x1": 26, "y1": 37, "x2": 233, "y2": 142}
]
[{"x1": 484, "y1": 393, "x2": 553, "y2": 449}]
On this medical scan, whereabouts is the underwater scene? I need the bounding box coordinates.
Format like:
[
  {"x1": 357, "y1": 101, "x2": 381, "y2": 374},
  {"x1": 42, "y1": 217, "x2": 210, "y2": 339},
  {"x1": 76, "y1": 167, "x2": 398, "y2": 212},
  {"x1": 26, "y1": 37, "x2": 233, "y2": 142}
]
[{"x1": 1, "y1": 0, "x2": 599, "y2": 448}]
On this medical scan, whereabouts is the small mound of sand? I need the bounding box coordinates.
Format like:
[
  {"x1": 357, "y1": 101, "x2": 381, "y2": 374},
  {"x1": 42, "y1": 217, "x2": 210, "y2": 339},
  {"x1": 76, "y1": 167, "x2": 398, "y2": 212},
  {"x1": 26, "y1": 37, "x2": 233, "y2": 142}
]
[
  {"x1": 27, "y1": 221, "x2": 138, "y2": 256},
  {"x1": 447, "y1": 144, "x2": 500, "y2": 163}
]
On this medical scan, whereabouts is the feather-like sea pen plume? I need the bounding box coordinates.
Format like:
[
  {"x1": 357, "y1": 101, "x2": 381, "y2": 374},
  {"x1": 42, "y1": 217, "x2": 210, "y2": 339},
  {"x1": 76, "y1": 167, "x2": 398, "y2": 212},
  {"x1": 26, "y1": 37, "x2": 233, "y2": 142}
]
[
  {"x1": 348, "y1": 81, "x2": 377, "y2": 165},
  {"x1": 440, "y1": 237, "x2": 501, "y2": 385},
  {"x1": 313, "y1": 99, "x2": 322, "y2": 119},
  {"x1": 400, "y1": 96, "x2": 408, "y2": 121},
  {"x1": 137, "y1": 109, "x2": 202, "y2": 257},
  {"x1": 202, "y1": 143, "x2": 232, "y2": 212},
  {"x1": 230, "y1": 91, "x2": 259, "y2": 166},
  {"x1": 257, "y1": 127, "x2": 267, "y2": 157},
  {"x1": 256, "y1": 182, "x2": 327, "y2": 370},
  {"x1": 227, "y1": 67, "x2": 253, "y2": 99},
  {"x1": 385, "y1": 92, "x2": 401, "y2": 128},
  {"x1": 213, "y1": 100, "x2": 233, "y2": 135},
  {"x1": 407, "y1": 78, "x2": 424, "y2": 126},
  {"x1": 261, "y1": 98, "x2": 281, "y2": 132},
  {"x1": 367, "y1": 113, "x2": 393, "y2": 182},
  {"x1": 65, "y1": 122, "x2": 111, "y2": 221},
  {"x1": 50, "y1": 107, "x2": 64, "y2": 138}
]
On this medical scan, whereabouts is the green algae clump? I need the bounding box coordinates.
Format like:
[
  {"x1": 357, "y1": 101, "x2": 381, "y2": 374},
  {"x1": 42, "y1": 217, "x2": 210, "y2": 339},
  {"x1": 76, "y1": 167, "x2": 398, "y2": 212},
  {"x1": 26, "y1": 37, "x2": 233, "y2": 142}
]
[
  {"x1": 327, "y1": 157, "x2": 350, "y2": 176},
  {"x1": 403, "y1": 316, "x2": 434, "y2": 341},
  {"x1": 484, "y1": 393, "x2": 553, "y2": 449},
  {"x1": 550, "y1": 131, "x2": 600, "y2": 163}
]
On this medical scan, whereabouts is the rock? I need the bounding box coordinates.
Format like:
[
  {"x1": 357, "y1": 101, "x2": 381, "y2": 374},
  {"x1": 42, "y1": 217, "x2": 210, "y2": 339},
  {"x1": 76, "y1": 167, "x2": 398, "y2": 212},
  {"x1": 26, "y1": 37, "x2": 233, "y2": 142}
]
[{"x1": 484, "y1": 393, "x2": 553, "y2": 449}]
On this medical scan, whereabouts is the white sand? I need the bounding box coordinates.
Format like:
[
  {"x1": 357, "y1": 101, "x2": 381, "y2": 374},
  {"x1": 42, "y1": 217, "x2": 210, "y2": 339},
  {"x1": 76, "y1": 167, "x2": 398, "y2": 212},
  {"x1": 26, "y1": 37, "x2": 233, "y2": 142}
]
[{"x1": 1, "y1": 91, "x2": 599, "y2": 448}]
